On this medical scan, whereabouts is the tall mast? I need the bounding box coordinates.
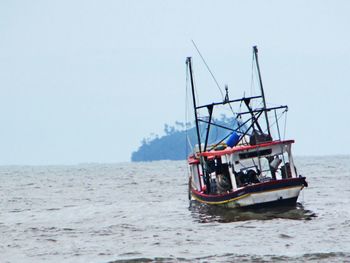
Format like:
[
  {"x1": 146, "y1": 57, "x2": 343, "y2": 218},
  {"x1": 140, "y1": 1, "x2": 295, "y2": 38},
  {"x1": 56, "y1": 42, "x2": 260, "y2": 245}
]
[
  {"x1": 186, "y1": 57, "x2": 202, "y2": 154},
  {"x1": 186, "y1": 57, "x2": 210, "y2": 193},
  {"x1": 253, "y1": 46, "x2": 271, "y2": 137}
]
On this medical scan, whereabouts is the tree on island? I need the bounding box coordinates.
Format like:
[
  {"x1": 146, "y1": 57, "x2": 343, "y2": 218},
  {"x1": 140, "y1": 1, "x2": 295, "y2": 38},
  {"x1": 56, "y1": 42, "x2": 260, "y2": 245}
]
[{"x1": 131, "y1": 116, "x2": 241, "y2": 162}]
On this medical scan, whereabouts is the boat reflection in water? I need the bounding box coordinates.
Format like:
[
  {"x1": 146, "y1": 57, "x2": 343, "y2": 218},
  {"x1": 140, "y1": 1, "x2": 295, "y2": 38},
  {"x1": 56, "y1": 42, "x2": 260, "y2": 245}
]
[{"x1": 189, "y1": 200, "x2": 316, "y2": 223}]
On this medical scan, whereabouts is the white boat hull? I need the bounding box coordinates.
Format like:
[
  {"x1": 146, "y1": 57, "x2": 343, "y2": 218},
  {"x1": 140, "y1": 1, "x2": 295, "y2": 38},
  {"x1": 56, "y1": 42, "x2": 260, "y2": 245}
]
[
  {"x1": 190, "y1": 178, "x2": 307, "y2": 209},
  {"x1": 221, "y1": 186, "x2": 302, "y2": 208}
]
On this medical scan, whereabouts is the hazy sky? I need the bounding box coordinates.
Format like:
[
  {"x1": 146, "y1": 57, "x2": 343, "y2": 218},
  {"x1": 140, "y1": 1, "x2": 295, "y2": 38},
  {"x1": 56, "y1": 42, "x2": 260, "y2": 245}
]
[{"x1": 1, "y1": 1, "x2": 349, "y2": 165}]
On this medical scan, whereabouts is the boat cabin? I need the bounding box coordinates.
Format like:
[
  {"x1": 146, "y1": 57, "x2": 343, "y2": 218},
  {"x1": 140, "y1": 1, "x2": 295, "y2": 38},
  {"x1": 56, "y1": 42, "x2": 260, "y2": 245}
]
[{"x1": 189, "y1": 140, "x2": 298, "y2": 195}]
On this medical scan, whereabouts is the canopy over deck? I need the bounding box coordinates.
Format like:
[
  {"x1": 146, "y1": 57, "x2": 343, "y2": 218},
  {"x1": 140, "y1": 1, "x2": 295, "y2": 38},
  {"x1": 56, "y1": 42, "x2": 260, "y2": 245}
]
[{"x1": 188, "y1": 139, "x2": 294, "y2": 164}]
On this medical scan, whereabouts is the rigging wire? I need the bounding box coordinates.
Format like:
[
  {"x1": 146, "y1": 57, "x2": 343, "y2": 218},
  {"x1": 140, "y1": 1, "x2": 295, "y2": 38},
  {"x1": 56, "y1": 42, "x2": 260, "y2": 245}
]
[
  {"x1": 250, "y1": 52, "x2": 261, "y2": 110},
  {"x1": 237, "y1": 92, "x2": 246, "y2": 139},
  {"x1": 263, "y1": 109, "x2": 287, "y2": 135},
  {"x1": 210, "y1": 118, "x2": 220, "y2": 144},
  {"x1": 191, "y1": 59, "x2": 200, "y2": 107},
  {"x1": 190, "y1": 60, "x2": 206, "y2": 146},
  {"x1": 250, "y1": 52, "x2": 255, "y2": 98},
  {"x1": 191, "y1": 40, "x2": 225, "y2": 100},
  {"x1": 192, "y1": 40, "x2": 236, "y2": 144},
  {"x1": 191, "y1": 40, "x2": 238, "y2": 124}
]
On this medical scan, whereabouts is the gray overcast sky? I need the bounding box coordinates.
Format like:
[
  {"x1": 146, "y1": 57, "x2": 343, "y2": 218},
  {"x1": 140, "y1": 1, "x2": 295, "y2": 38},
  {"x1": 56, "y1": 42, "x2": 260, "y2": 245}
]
[{"x1": 1, "y1": 0, "x2": 349, "y2": 165}]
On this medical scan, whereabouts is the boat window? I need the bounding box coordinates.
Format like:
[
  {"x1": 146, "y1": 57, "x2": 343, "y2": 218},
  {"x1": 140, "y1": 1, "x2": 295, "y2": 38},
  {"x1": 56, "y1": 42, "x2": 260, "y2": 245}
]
[{"x1": 239, "y1": 149, "x2": 272, "y2": 159}]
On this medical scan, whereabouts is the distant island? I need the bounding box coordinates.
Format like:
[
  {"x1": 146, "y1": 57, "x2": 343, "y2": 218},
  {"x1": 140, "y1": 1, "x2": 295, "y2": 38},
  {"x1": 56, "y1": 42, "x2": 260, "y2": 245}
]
[{"x1": 131, "y1": 116, "x2": 240, "y2": 162}]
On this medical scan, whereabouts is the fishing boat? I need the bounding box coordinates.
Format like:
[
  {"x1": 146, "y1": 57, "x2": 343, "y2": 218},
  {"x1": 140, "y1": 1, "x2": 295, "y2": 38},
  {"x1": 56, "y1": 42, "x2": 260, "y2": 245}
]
[{"x1": 186, "y1": 46, "x2": 308, "y2": 208}]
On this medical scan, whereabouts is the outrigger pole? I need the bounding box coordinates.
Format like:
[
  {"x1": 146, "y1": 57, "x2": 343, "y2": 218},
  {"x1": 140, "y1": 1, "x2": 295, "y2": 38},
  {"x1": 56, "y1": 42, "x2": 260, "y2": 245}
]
[{"x1": 253, "y1": 46, "x2": 271, "y2": 137}]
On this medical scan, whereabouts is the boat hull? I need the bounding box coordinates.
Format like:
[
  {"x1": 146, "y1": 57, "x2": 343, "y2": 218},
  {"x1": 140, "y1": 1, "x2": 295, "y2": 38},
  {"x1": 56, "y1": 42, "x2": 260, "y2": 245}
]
[{"x1": 190, "y1": 177, "x2": 306, "y2": 208}]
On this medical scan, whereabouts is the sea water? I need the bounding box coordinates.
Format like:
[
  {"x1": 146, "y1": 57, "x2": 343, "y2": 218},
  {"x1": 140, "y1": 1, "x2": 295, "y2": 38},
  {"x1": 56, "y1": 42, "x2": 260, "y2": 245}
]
[{"x1": 0, "y1": 156, "x2": 350, "y2": 262}]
